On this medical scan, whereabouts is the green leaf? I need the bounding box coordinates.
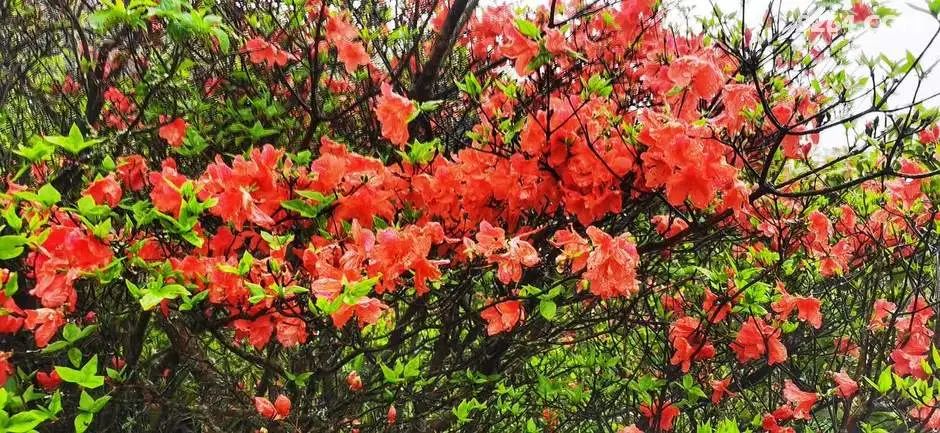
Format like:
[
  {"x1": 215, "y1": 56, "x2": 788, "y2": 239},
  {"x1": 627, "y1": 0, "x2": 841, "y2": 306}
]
[
  {"x1": 179, "y1": 290, "x2": 208, "y2": 311},
  {"x1": 41, "y1": 340, "x2": 70, "y2": 354},
  {"x1": 343, "y1": 276, "x2": 380, "y2": 302},
  {"x1": 0, "y1": 235, "x2": 28, "y2": 260},
  {"x1": 461, "y1": 72, "x2": 482, "y2": 98},
  {"x1": 246, "y1": 121, "x2": 278, "y2": 141},
  {"x1": 74, "y1": 411, "x2": 94, "y2": 433},
  {"x1": 139, "y1": 283, "x2": 190, "y2": 310},
  {"x1": 3, "y1": 205, "x2": 22, "y2": 232},
  {"x1": 43, "y1": 124, "x2": 103, "y2": 155},
  {"x1": 238, "y1": 251, "x2": 254, "y2": 275},
  {"x1": 452, "y1": 398, "x2": 485, "y2": 424},
  {"x1": 280, "y1": 199, "x2": 314, "y2": 214},
  {"x1": 68, "y1": 348, "x2": 83, "y2": 368},
  {"x1": 55, "y1": 356, "x2": 105, "y2": 389},
  {"x1": 403, "y1": 356, "x2": 421, "y2": 379},
  {"x1": 538, "y1": 299, "x2": 557, "y2": 320},
  {"x1": 53, "y1": 366, "x2": 92, "y2": 389},
  {"x1": 247, "y1": 282, "x2": 266, "y2": 304},
  {"x1": 716, "y1": 419, "x2": 741, "y2": 433},
  {"x1": 877, "y1": 366, "x2": 892, "y2": 393},
  {"x1": 79, "y1": 390, "x2": 95, "y2": 412},
  {"x1": 585, "y1": 74, "x2": 612, "y2": 97},
  {"x1": 212, "y1": 27, "x2": 230, "y2": 53},
  {"x1": 6, "y1": 409, "x2": 48, "y2": 432},
  {"x1": 515, "y1": 19, "x2": 540, "y2": 38},
  {"x1": 289, "y1": 372, "x2": 314, "y2": 387},
  {"x1": 931, "y1": 0, "x2": 940, "y2": 17},
  {"x1": 380, "y1": 362, "x2": 400, "y2": 384},
  {"x1": 3, "y1": 271, "x2": 17, "y2": 296},
  {"x1": 37, "y1": 184, "x2": 61, "y2": 207},
  {"x1": 44, "y1": 391, "x2": 63, "y2": 417},
  {"x1": 101, "y1": 155, "x2": 116, "y2": 171},
  {"x1": 418, "y1": 100, "x2": 442, "y2": 112},
  {"x1": 62, "y1": 323, "x2": 81, "y2": 342},
  {"x1": 14, "y1": 136, "x2": 56, "y2": 162},
  {"x1": 179, "y1": 229, "x2": 204, "y2": 248}
]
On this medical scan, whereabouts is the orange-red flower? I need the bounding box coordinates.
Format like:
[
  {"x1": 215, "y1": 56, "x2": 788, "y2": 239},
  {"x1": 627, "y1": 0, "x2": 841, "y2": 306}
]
[
  {"x1": 0, "y1": 291, "x2": 24, "y2": 334},
  {"x1": 832, "y1": 371, "x2": 858, "y2": 398},
  {"x1": 84, "y1": 174, "x2": 123, "y2": 207},
  {"x1": 29, "y1": 226, "x2": 113, "y2": 312},
  {"x1": 731, "y1": 317, "x2": 787, "y2": 365},
  {"x1": 148, "y1": 160, "x2": 188, "y2": 217},
  {"x1": 868, "y1": 298, "x2": 896, "y2": 331},
  {"x1": 243, "y1": 37, "x2": 294, "y2": 68},
  {"x1": 346, "y1": 371, "x2": 363, "y2": 392},
  {"x1": 337, "y1": 40, "x2": 370, "y2": 74},
  {"x1": 583, "y1": 226, "x2": 640, "y2": 299},
  {"x1": 480, "y1": 299, "x2": 524, "y2": 336},
  {"x1": 851, "y1": 1, "x2": 875, "y2": 25},
  {"x1": 466, "y1": 221, "x2": 539, "y2": 284},
  {"x1": 375, "y1": 82, "x2": 415, "y2": 147},
  {"x1": 772, "y1": 284, "x2": 822, "y2": 329},
  {"x1": 24, "y1": 308, "x2": 65, "y2": 348},
  {"x1": 639, "y1": 400, "x2": 679, "y2": 432},
  {"x1": 711, "y1": 377, "x2": 733, "y2": 403},
  {"x1": 501, "y1": 26, "x2": 539, "y2": 76},
  {"x1": 158, "y1": 117, "x2": 187, "y2": 148},
  {"x1": 0, "y1": 352, "x2": 11, "y2": 387},
  {"x1": 782, "y1": 380, "x2": 817, "y2": 420},
  {"x1": 274, "y1": 316, "x2": 307, "y2": 348},
  {"x1": 550, "y1": 229, "x2": 590, "y2": 273},
  {"x1": 669, "y1": 316, "x2": 716, "y2": 372},
  {"x1": 117, "y1": 154, "x2": 148, "y2": 192},
  {"x1": 254, "y1": 394, "x2": 291, "y2": 420},
  {"x1": 36, "y1": 369, "x2": 61, "y2": 391}
]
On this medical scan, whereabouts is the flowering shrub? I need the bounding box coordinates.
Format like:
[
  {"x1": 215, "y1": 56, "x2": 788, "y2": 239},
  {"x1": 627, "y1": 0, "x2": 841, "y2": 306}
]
[{"x1": 2, "y1": 0, "x2": 940, "y2": 432}]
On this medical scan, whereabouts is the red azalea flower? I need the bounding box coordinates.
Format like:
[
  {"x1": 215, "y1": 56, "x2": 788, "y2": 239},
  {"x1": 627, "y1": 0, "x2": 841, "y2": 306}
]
[
  {"x1": 832, "y1": 371, "x2": 859, "y2": 398},
  {"x1": 346, "y1": 371, "x2": 363, "y2": 392},
  {"x1": 84, "y1": 175, "x2": 123, "y2": 207},
  {"x1": 158, "y1": 117, "x2": 188, "y2": 148},
  {"x1": 731, "y1": 317, "x2": 787, "y2": 365},
  {"x1": 639, "y1": 400, "x2": 679, "y2": 432},
  {"x1": 374, "y1": 82, "x2": 415, "y2": 147},
  {"x1": 243, "y1": 37, "x2": 294, "y2": 68},
  {"x1": 480, "y1": 299, "x2": 524, "y2": 336},
  {"x1": 254, "y1": 394, "x2": 291, "y2": 420},
  {"x1": 583, "y1": 226, "x2": 640, "y2": 299},
  {"x1": 116, "y1": 154, "x2": 149, "y2": 192},
  {"x1": 0, "y1": 352, "x2": 12, "y2": 387},
  {"x1": 337, "y1": 40, "x2": 370, "y2": 74},
  {"x1": 23, "y1": 308, "x2": 65, "y2": 348},
  {"x1": 782, "y1": 380, "x2": 817, "y2": 420},
  {"x1": 36, "y1": 369, "x2": 62, "y2": 391}
]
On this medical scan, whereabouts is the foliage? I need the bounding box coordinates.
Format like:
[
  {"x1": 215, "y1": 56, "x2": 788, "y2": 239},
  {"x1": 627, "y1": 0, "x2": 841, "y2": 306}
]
[{"x1": 1, "y1": 0, "x2": 940, "y2": 432}]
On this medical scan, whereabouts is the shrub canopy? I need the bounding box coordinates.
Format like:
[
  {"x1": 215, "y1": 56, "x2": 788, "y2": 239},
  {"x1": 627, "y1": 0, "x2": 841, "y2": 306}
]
[{"x1": 3, "y1": 0, "x2": 940, "y2": 432}]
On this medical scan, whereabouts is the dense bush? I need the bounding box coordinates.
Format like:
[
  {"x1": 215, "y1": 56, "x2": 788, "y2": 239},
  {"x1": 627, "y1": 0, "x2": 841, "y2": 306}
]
[{"x1": 3, "y1": 0, "x2": 940, "y2": 432}]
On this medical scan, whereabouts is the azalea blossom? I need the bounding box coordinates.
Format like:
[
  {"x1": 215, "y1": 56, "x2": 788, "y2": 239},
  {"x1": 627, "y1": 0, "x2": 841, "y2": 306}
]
[
  {"x1": 480, "y1": 299, "x2": 524, "y2": 336},
  {"x1": 158, "y1": 117, "x2": 187, "y2": 148},
  {"x1": 832, "y1": 371, "x2": 859, "y2": 398},
  {"x1": 254, "y1": 394, "x2": 291, "y2": 420},
  {"x1": 731, "y1": 317, "x2": 787, "y2": 365},
  {"x1": 375, "y1": 82, "x2": 415, "y2": 147}
]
